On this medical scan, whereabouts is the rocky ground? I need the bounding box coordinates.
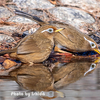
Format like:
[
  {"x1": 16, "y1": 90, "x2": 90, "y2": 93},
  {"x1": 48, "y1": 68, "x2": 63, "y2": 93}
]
[
  {"x1": 0, "y1": 0, "x2": 99, "y2": 68},
  {"x1": 0, "y1": 0, "x2": 100, "y2": 100},
  {"x1": 0, "y1": 0, "x2": 100, "y2": 48}
]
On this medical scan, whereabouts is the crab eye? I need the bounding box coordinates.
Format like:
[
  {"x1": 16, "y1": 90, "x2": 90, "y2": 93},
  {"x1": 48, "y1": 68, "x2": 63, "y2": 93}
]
[
  {"x1": 47, "y1": 28, "x2": 54, "y2": 33},
  {"x1": 90, "y1": 42, "x2": 96, "y2": 48}
]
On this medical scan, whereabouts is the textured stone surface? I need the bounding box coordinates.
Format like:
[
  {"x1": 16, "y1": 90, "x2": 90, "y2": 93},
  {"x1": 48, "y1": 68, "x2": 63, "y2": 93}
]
[
  {"x1": 0, "y1": 34, "x2": 14, "y2": 43},
  {"x1": 0, "y1": 7, "x2": 13, "y2": 18},
  {"x1": 89, "y1": 34, "x2": 100, "y2": 45},
  {"x1": 8, "y1": 15, "x2": 37, "y2": 24},
  {"x1": 49, "y1": 7, "x2": 95, "y2": 28},
  {"x1": 59, "y1": 0, "x2": 100, "y2": 9},
  {"x1": 0, "y1": 26, "x2": 17, "y2": 35},
  {"x1": 60, "y1": 0, "x2": 100, "y2": 5},
  {"x1": 13, "y1": 0, "x2": 54, "y2": 9}
]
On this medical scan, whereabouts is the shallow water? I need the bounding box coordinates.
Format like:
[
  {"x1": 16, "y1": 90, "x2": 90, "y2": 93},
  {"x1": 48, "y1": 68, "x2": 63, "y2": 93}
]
[{"x1": 0, "y1": 61, "x2": 100, "y2": 100}]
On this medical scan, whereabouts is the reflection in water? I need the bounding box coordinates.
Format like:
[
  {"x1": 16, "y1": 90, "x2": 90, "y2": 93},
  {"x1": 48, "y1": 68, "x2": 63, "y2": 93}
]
[
  {"x1": 9, "y1": 64, "x2": 64, "y2": 99},
  {"x1": 0, "y1": 57, "x2": 100, "y2": 100},
  {"x1": 52, "y1": 61, "x2": 98, "y2": 89},
  {"x1": 84, "y1": 63, "x2": 96, "y2": 76},
  {"x1": 9, "y1": 64, "x2": 53, "y2": 91}
]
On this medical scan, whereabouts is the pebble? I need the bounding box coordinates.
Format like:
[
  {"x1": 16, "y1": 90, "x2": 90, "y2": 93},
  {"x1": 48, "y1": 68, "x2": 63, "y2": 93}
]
[{"x1": 3, "y1": 59, "x2": 17, "y2": 70}]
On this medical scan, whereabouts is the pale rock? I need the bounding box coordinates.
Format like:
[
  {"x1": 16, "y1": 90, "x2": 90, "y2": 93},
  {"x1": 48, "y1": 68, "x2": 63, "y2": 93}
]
[
  {"x1": 49, "y1": 7, "x2": 95, "y2": 28},
  {"x1": 0, "y1": 7, "x2": 13, "y2": 18},
  {"x1": 13, "y1": 0, "x2": 54, "y2": 9},
  {"x1": 8, "y1": 15, "x2": 37, "y2": 24}
]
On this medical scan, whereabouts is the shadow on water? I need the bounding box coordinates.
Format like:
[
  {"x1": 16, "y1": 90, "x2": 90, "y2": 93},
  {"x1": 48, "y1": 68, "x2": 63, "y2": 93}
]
[{"x1": 0, "y1": 56, "x2": 100, "y2": 100}]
